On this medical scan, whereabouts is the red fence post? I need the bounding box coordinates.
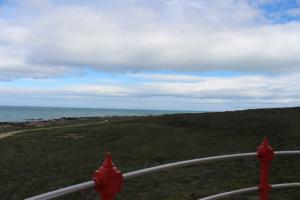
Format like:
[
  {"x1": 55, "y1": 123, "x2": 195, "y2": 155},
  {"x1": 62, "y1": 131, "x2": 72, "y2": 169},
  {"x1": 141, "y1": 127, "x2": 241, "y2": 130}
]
[
  {"x1": 93, "y1": 152, "x2": 123, "y2": 200},
  {"x1": 257, "y1": 137, "x2": 274, "y2": 200}
]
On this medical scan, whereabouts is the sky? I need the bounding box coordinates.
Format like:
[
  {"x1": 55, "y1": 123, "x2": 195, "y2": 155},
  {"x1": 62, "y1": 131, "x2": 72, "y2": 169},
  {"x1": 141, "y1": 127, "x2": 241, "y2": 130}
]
[{"x1": 0, "y1": 0, "x2": 300, "y2": 111}]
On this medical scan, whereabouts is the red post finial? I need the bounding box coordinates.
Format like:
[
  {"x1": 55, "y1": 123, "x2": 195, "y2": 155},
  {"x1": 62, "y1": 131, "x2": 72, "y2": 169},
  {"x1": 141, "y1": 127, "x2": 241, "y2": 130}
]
[
  {"x1": 93, "y1": 152, "x2": 123, "y2": 200},
  {"x1": 257, "y1": 137, "x2": 274, "y2": 200},
  {"x1": 102, "y1": 152, "x2": 113, "y2": 168}
]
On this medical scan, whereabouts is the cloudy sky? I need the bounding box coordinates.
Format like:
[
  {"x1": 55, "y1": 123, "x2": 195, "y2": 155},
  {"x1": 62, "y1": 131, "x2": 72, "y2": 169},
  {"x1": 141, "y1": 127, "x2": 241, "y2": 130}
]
[{"x1": 0, "y1": 0, "x2": 300, "y2": 111}]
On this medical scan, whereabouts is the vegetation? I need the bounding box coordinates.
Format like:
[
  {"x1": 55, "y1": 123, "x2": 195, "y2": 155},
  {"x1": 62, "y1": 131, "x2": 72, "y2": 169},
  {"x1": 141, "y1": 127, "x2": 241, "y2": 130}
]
[{"x1": 1, "y1": 107, "x2": 300, "y2": 200}]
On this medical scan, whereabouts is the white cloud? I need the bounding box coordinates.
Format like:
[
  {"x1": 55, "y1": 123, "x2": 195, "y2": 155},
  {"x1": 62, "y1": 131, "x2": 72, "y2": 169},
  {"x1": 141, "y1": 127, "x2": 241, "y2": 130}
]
[
  {"x1": 1, "y1": 73, "x2": 300, "y2": 110},
  {"x1": 0, "y1": 0, "x2": 300, "y2": 80},
  {"x1": 0, "y1": 45, "x2": 71, "y2": 81}
]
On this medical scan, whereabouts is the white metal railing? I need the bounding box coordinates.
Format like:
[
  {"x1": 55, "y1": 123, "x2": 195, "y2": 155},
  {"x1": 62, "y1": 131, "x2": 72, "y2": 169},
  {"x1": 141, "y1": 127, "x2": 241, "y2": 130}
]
[
  {"x1": 25, "y1": 181, "x2": 95, "y2": 200},
  {"x1": 25, "y1": 151, "x2": 300, "y2": 200},
  {"x1": 198, "y1": 182, "x2": 300, "y2": 200}
]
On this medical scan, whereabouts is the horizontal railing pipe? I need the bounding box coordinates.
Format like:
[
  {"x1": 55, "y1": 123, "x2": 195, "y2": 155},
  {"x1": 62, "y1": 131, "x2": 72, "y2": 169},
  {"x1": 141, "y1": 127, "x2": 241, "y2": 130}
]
[
  {"x1": 274, "y1": 151, "x2": 300, "y2": 155},
  {"x1": 123, "y1": 151, "x2": 300, "y2": 179},
  {"x1": 24, "y1": 181, "x2": 95, "y2": 200},
  {"x1": 123, "y1": 152, "x2": 256, "y2": 179},
  {"x1": 198, "y1": 186, "x2": 258, "y2": 200},
  {"x1": 272, "y1": 182, "x2": 300, "y2": 189},
  {"x1": 198, "y1": 182, "x2": 300, "y2": 200},
  {"x1": 25, "y1": 150, "x2": 300, "y2": 200}
]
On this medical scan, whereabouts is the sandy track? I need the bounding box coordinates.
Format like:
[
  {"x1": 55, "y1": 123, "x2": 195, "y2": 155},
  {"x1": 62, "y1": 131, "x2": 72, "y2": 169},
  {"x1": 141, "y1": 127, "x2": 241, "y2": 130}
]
[
  {"x1": 0, "y1": 130, "x2": 24, "y2": 139},
  {"x1": 0, "y1": 120, "x2": 109, "y2": 140}
]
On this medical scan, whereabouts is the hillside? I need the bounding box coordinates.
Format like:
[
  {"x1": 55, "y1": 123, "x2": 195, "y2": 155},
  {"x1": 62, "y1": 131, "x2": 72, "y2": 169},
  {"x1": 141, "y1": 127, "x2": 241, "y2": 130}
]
[{"x1": 1, "y1": 107, "x2": 300, "y2": 200}]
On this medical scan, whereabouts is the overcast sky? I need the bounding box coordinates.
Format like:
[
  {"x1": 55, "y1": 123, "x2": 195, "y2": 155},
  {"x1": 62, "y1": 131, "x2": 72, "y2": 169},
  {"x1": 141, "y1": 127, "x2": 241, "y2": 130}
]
[{"x1": 0, "y1": 0, "x2": 300, "y2": 111}]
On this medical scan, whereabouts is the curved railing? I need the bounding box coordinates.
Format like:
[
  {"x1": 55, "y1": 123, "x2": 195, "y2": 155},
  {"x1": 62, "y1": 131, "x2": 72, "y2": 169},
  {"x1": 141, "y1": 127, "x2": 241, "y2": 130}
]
[
  {"x1": 25, "y1": 139, "x2": 300, "y2": 200},
  {"x1": 198, "y1": 183, "x2": 300, "y2": 200}
]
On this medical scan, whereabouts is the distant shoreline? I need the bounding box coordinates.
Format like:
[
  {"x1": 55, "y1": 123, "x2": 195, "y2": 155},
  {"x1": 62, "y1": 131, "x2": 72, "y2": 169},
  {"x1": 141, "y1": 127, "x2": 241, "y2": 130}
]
[
  {"x1": 1, "y1": 105, "x2": 299, "y2": 124},
  {"x1": 0, "y1": 105, "x2": 199, "y2": 123}
]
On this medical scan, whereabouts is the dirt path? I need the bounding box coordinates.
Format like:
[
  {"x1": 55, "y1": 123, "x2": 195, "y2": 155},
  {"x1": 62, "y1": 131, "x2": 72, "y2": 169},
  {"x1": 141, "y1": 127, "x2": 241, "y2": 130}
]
[
  {"x1": 0, "y1": 120, "x2": 110, "y2": 140},
  {"x1": 0, "y1": 130, "x2": 24, "y2": 139}
]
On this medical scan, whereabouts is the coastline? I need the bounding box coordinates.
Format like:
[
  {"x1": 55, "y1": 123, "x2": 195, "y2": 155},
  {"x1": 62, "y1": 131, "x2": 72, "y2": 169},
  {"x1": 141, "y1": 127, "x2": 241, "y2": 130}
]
[
  {"x1": 0, "y1": 105, "x2": 195, "y2": 123},
  {"x1": 1, "y1": 106, "x2": 298, "y2": 138}
]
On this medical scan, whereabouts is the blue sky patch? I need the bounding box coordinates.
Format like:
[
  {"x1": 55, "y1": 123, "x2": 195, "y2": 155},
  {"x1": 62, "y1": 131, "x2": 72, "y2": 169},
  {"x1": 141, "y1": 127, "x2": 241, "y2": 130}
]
[{"x1": 259, "y1": 0, "x2": 300, "y2": 23}]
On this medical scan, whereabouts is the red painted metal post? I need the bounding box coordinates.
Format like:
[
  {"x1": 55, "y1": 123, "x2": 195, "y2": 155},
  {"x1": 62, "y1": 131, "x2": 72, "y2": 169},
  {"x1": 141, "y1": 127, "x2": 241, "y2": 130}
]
[
  {"x1": 257, "y1": 137, "x2": 274, "y2": 200},
  {"x1": 93, "y1": 152, "x2": 123, "y2": 200}
]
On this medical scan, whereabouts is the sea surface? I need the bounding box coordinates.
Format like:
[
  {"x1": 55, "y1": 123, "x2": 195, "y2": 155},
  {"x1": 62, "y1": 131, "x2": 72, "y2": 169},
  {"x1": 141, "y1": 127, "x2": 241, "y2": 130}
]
[{"x1": 0, "y1": 106, "x2": 196, "y2": 122}]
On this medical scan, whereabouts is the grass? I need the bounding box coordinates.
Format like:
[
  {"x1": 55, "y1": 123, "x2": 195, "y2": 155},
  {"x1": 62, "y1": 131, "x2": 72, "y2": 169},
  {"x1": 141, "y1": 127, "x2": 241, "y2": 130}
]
[{"x1": 0, "y1": 107, "x2": 300, "y2": 200}]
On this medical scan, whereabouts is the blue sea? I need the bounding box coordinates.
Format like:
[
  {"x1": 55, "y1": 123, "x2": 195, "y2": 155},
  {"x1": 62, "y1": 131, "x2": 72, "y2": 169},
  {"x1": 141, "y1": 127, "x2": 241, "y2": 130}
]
[{"x1": 0, "y1": 106, "x2": 195, "y2": 122}]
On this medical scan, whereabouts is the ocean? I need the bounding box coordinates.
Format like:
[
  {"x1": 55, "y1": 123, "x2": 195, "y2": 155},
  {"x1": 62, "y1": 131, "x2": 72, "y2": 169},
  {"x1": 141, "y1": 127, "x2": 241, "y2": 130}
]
[{"x1": 0, "y1": 106, "x2": 194, "y2": 122}]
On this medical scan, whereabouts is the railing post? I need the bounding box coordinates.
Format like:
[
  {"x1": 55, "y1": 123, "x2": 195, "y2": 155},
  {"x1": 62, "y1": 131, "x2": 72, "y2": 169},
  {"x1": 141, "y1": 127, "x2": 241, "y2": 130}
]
[
  {"x1": 93, "y1": 152, "x2": 123, "y2": 200},
  {"x1": 257, "y1": 137, "x2": 274, "y2": 200}
]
